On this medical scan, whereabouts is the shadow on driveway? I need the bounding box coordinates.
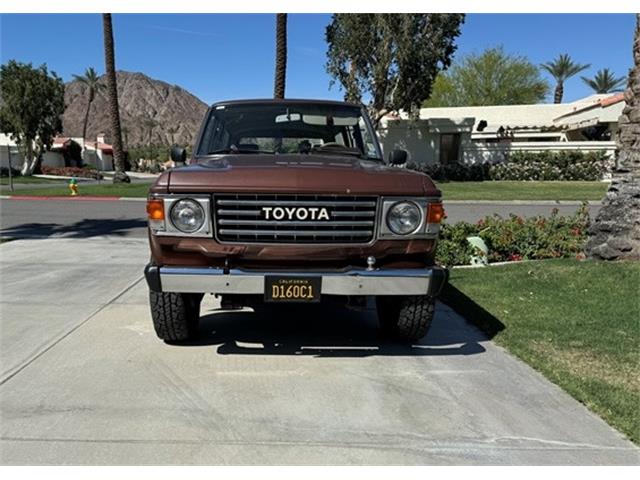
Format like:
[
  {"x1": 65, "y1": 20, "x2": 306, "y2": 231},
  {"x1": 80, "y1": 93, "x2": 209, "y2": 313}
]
[
  {"x1": 0, "y1": 218, "x2": 147, "y2": 238},
  {"x1": 168, "y1": 299, "x2": 491, "y2": 358}
]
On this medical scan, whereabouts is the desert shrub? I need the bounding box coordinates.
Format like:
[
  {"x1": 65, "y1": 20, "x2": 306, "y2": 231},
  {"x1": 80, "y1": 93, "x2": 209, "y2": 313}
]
[
  {"x1": 41, "y1": 166, "x2": 103, "y2": 179},
  {"x1": 436, "y1": 204, "x2": 589, "y2": 266}
]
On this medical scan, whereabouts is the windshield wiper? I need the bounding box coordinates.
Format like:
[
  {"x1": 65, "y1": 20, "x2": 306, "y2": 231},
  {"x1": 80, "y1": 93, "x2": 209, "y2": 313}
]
[{"x1": 208, "y1": 148, "x2": 275, "y2": 155}]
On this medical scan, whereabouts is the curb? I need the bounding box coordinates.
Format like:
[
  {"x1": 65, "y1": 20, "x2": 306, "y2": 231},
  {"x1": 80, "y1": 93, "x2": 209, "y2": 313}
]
[{"x1": 0, "y1": 195, "x2": 146, "y2": 202}]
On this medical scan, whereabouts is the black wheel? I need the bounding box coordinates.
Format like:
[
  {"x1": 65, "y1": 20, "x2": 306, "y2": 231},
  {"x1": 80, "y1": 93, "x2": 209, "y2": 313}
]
[
  {"x1": 376, "y1": 295, "x2": 435, "y2": 341},
  {"x1": 149, "y1": 291, "x2": 202, "y2": 342}
]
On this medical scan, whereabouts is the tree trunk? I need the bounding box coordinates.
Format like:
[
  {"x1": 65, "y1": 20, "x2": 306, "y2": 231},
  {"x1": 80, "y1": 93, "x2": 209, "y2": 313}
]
[
  {"x1": 273, "y1": 13, "x2": 287, "y2": 99},
  {"x1": 102, "y1": 13, "x2": 130, "y2": 183},
  {"x1": 81, "y1": 89, "x2": 94, "y2": 142},
  {"x1": 585, "y1": 14, "x2": 640, "y2": 260},
  {"x1": 20, "y1": 140, "x2": 35, "y2": 176},
  {"x1": 553, "y1": 82, "x2": 564, "y2": 104}
]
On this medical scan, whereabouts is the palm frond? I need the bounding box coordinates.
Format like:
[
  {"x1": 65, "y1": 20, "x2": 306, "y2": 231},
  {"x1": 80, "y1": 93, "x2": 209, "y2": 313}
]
[{"x1": 541, "y1": 53, "x2": 590, "y2": 81}]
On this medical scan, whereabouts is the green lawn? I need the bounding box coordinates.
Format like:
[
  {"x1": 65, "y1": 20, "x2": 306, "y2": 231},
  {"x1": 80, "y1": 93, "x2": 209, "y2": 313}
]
[
  {"x1": 438, "y1": 181, "x2": 608, "y2": 201},
  {"x1": 0, "y1": 182, "x2": 152, "y2": 197},
  {"x1": 443, "y1": 259, "x2": 640, "y2": 443},
  {"x1": 0, "y1": 176, "x2": 63, "y2": 185}
]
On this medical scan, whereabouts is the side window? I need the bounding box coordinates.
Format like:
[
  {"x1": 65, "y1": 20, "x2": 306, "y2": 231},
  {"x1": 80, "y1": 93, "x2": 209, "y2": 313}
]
[{"x1": 197, "y1": 114, "x2": 229, "y2": 155}]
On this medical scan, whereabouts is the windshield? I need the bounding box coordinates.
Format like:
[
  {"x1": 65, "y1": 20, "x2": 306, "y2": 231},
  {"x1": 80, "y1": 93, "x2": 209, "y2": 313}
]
[{"x1": 196, "y1": 103, "x2": 382, "y2": 161}]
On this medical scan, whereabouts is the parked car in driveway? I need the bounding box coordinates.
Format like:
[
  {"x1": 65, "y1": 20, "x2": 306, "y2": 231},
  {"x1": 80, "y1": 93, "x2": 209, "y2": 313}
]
[{"x1": 144, "y1": 99, "x2": 447, "y2": 342}]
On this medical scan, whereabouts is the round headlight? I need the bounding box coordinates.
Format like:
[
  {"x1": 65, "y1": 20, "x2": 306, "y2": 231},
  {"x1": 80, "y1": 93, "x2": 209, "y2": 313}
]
[
  {"x1": 387, "y1": 201, "x2": 421, "y2": 235},
  {"x1": 170, "y1": 199, "x2": 205, "y2": 233}
]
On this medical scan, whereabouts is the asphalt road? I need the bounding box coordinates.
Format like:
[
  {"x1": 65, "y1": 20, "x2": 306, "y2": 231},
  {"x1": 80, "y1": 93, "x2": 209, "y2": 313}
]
[
  {"x1": 0, "y1": 237, "x2": 637, "y2": 465},
  {"x1": 0, "y1": 198, "x2": 601, "y2": 239}
]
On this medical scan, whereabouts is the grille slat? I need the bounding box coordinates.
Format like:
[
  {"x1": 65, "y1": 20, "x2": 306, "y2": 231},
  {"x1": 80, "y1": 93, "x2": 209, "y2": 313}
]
[
  {"x1": 214, "y1": 194, "x2": 378, "y2": 244},
  {"x1": 219, "y1": 219, "x2": 374, "y2": 227},
  {"x1": 218, "y1": 229, "x2": 373, "y2": 237},
  {"x1": 217, "y1": 199, "x2": 377, "y2": 207}
]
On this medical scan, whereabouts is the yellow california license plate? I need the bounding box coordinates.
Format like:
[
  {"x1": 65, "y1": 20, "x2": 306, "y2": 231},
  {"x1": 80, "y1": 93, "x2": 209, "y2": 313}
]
[{"x1": 264, "y1": 276, "x2": 321, "y2": 303}]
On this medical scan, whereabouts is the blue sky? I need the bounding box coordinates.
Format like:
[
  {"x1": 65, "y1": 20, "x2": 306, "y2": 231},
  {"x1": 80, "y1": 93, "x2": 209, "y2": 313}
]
[{"x1": 0, "y1": 13, "x2": 635, "y2": 105}]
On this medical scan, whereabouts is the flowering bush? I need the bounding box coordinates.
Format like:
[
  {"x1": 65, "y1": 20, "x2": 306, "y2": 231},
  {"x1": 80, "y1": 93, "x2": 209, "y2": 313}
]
[
  {"x1": 489, "y1": 151, "x2": 611, "y2": 181},
  {"x1": 41, "y1": 166, "x2": 103, "y2": 179},
  {"x1": 407, "y1": 151, "x2": 612, "y2": 182},
  {"x1": 436, "y1": 204, "x2": 589, "y2": 266}
]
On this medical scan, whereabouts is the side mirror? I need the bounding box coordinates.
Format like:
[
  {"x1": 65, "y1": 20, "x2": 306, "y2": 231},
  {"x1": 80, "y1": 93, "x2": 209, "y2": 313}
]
[
  {"x1": 170, "y1": 146, "x2": 187, "y2": 166},
  {"x1": 388, "y1": 149, "x2": 408, "y2": 166}
]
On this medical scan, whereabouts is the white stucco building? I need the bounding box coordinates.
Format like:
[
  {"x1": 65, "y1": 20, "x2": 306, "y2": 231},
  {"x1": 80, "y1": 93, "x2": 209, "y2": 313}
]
[
  {"x1": 378, "y1": 93, "x2": 624, "y2": 165},
  {"x1": 1, "y1": 133, "x2": 115, "y2": 171}
]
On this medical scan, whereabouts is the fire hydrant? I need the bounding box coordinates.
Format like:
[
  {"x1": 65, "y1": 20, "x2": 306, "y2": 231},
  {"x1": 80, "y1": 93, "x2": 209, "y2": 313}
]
[{"x1": 69, "y1": 177, "x2": 78, "y2": 196}]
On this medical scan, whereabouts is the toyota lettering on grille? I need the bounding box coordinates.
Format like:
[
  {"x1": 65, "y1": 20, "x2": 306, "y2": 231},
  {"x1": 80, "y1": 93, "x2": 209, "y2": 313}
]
[{"x1": 261, "y1": 206, "x2": 330, "y2": 221}]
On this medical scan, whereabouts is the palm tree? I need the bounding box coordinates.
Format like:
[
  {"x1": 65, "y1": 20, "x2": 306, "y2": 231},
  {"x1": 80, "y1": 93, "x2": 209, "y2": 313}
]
[
  {"x1": 102, "y1": 13, "x2": 129, "y2": 183},
  {"x1": 72, "y1": 67, "x2": 105, "y2": 145},
  {"x1": 586, "y1": 14, "x2": 640, "y2": 260},
  {"x1": 273, "y1": 13, "x2": 287, "y2": 99},
  {"x1": 541, "y1": 54, "x2": 590, "y2": 103},
  {"x1": 581, "y1": 68, "x2": 626, "y2": 93}
]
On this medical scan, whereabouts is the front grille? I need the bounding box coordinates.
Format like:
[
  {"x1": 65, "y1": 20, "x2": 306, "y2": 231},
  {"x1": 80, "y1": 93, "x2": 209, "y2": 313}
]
[{"x1": 214, "y1": 194, "x2": 378, "y2": 244}]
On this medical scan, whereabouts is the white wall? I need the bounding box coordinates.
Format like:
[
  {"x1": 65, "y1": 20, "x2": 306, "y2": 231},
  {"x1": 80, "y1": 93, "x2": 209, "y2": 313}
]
[
  {"x1": 377, "y1": 118, "x2": 474, "y2": 165},
  {"x1": 41, "y1": 151, "x2": 65, "y2": 168},
  {"x1": 462, "y1": 141, "x2": 617, "y2": 165},
  {"x1": 83, "y1": 149, "x2": 114, "y2": 170},
  {"x1": 378, "y1": 122, "x2": 438, "y2": 164}
]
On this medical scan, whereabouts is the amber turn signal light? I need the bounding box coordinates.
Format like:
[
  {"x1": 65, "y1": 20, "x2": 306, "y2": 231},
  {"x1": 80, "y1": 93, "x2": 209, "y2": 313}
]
[
  {"x1": 146, "y1": 199, "x2": 165, "y2": 220},
  {"x1": 427, "y1": 202, "x2": 444, "y2": 224}
]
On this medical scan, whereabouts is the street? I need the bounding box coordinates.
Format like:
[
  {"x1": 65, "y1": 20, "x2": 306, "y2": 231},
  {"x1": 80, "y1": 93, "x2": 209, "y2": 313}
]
[
  {"x1": 0, "y1": 236, "x2": 637, "y2": 465},
  {"x1": 0, "y1": 198, "x2": 601, "y2": 239}
]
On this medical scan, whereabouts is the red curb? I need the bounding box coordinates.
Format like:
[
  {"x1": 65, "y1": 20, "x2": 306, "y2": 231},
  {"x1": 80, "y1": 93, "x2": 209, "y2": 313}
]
[{"x1": 6, "y1": 195, "x2": 122, "y2": 201}]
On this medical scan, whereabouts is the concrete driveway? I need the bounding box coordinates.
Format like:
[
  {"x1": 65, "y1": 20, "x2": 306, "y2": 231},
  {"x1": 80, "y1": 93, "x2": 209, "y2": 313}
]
[{"x1": 0, "y1": 237, "x2": 637, "y2": 465}]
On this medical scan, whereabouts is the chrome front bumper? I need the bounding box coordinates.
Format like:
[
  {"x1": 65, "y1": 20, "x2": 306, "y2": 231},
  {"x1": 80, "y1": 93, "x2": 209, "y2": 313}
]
[{"x1": 144, "y1": 264, "x2": 448, "y2": 297}]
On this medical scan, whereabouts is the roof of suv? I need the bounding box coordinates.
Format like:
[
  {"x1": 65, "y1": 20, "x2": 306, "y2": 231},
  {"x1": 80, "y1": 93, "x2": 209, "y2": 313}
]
[{"x1": 211, "y1": 98, "x2": 363, "y2": 109}]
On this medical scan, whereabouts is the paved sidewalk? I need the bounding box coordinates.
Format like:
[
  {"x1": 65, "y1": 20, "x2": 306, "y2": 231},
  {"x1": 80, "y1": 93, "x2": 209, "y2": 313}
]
[{"x1": 0, "y1": 238, "x2": 637, "y2": 464}]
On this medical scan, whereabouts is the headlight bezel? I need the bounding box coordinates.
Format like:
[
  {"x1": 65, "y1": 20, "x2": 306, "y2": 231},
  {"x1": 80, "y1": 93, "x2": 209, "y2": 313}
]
[
  {"x1": 378, "y1": 196, "x2": 441, "y2": 239},
  {"x1": 147, "y1": 194, "x2": 212, "y2": 237}
]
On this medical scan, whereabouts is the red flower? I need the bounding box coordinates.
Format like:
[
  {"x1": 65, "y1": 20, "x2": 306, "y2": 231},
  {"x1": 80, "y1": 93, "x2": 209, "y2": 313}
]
[{"x1": 508, "y1": 253, "x2": 523, "y2": 262}]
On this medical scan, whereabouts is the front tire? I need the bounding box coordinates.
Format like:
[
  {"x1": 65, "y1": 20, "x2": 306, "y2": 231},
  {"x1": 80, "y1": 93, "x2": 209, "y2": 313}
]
[
  {"x1": 376, "y1": 295, "x2": 435, "y2": 341},
  {"x1": 150, "y1": 291, "x2": 202, "y2": 342}
]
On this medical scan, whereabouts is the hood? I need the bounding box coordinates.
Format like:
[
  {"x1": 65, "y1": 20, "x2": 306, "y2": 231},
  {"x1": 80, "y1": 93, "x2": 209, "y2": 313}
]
[{"x1": 161, "y1": 154, "x2": 439, "y2": 196}]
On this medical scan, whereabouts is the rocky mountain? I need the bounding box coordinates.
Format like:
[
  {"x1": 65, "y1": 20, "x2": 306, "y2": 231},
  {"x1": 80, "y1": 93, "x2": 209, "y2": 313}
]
[{"x1": 62, "y1": 71, "x2": 208, "y2": 147}]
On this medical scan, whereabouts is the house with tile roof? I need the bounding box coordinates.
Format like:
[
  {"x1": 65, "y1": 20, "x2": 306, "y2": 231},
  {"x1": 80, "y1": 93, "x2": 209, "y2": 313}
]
[{"x1": 1, "y1": 133, "x2": 121, "y2": 172}]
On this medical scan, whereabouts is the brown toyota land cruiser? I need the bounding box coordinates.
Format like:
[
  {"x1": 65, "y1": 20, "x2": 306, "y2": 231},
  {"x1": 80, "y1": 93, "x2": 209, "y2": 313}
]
[{"x1": 144, "y1": 99, "x2": 447, "y2": 342}]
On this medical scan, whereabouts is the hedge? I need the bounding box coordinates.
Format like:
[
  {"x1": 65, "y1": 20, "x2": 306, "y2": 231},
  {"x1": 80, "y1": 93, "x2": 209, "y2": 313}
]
[{"x1": 408, "y1": 151, "x2": 612, "y2": 182}]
